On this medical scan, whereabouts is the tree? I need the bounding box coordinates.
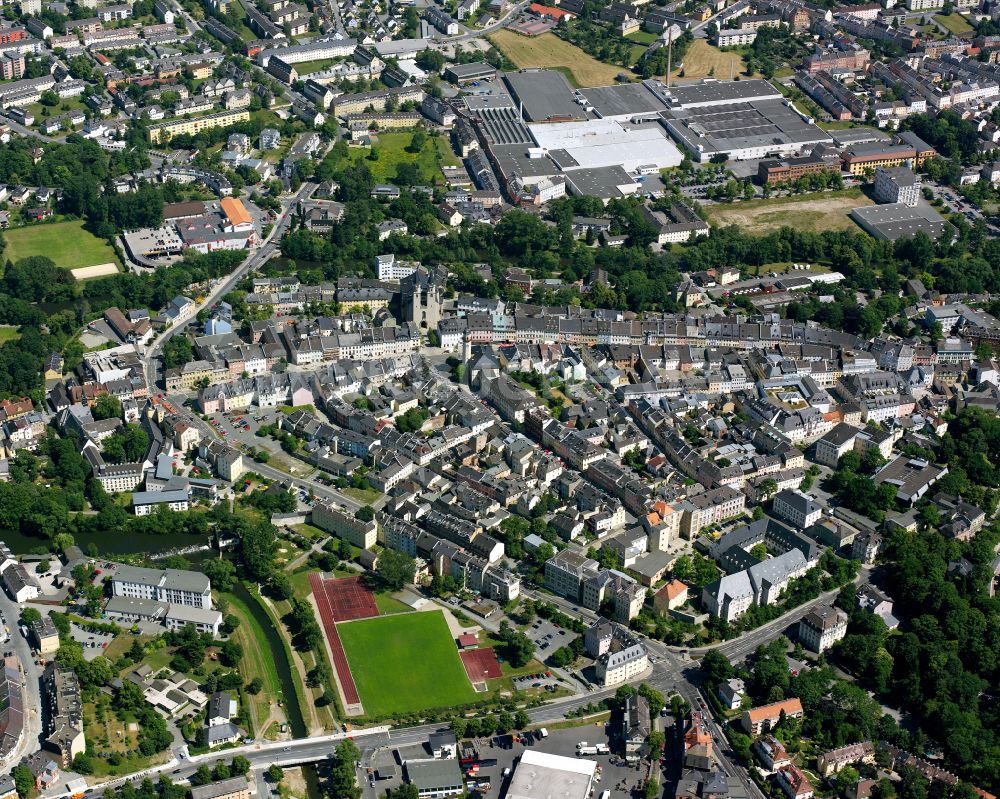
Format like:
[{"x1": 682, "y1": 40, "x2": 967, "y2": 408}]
[
  {"x1": 231, "y1": 757, "x2": 251, "y2": 776},
  {"x1": 354, "y1": 505, "x2": 375, "y2": 522},
  {"x1": 376, "y1": 550, "x2": 415, "y2": 590},
  {"x1": 644, "y1": 778, "x2": 660, "y2": 799},
  {"x1": 647, "y1": 730, "x2": 666, "y2": 759},
  {"x1": 701, "y1": 649, "x2": 733, "y2": 688},
  {"x1": 190, "y1": 766, "x2": 213, "y2": 786},
  {"x1": 72, "y1": 753, "x2": 95, "y2": 775},
  {"x1": 331, "y1": 740, "x2": 361, "y2": 799},
  {"x1": 266, "y1": 766, "x2": 284, "y2": 783},
  {"x1": 93, "y1": 394, "x2": 123, "y2": 421},
  {"x1": 220, "y1": 640, "x2": 243, "y2": 667},
  {"x1": 496, "y1": 620, "x2": 535, "y2": 668},
  {"x1": 13, "y1": 766, "x2": 33, "y2": 798},
  {"x1": 20, "y1": 607, "x2": 41, "y2": 625},
  {"x1": 407, "y1": 128, "x2": 427, "y2": 153}
]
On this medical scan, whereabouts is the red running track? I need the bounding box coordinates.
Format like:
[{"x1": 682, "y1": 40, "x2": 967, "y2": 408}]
[{"x1": 309, "y1": 573, "x2": 360, "y2": 706}]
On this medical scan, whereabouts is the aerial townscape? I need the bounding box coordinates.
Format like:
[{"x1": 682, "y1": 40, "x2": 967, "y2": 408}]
[{"x1": 0, "y1": 0, "x2": 1000, "y2": 799}]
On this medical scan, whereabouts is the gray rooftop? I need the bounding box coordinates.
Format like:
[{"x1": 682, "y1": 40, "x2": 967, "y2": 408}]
[
  {"x1": 660, "y1": 99, "x2": 830, "y2": 156},
  {"x1": 113, "y1": 564, "x2": 210, "y2": 595},
  {"x1": 405, "y1": 759, "x2": 464, "y2": 790},
  {"x1": 665, "y1": 79, "x2": 783, "y2": 108},
  {"x1": 503, "y1": 69, "x2": 585, "y2": 122},
  {"x1": 579, "y1": 82, "x2": 668, "y2": 118},
  {"x1": 190, "y1": 777, "x2": 249, "y2": 799},
  {"x1": 564, "y1": 165, "x2": 636, "y2": 199},
  {"x1": 850, "y1": 203, "x2": 949, "y2": 241}
]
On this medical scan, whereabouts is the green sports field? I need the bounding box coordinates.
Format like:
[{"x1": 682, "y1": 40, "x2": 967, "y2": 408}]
[
  {"x1": 4, "y1": 220, "x2": 120, "y2": 270},
  {"x1": 338, "y1": 610, "x2": 477, "y2": 716}
]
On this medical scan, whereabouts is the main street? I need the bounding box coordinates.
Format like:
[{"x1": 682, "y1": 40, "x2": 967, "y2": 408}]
[
  {"x1": 142, "y1": 181, "x2": 316, "y2": 389},
  {"x1": 42, "y1": 631, "x2": 768, "y2": 799},
  {"x1": 39, "y1": 584, "x2": 831, "y2": 799},
  {"x1": 0, "y1": 590, "x2": 42, "y2": 772}
]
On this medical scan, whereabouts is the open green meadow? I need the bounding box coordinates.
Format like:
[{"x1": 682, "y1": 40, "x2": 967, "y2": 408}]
[
  {"x1": 338, "y1": 610, "x2": 477, "y2": 716},
  {"x1": 352, "y1": 131, "x2": 461, "y2": 185},
  {"x1": 4, "y1": 220, "x2": 120, "y2": 271}
]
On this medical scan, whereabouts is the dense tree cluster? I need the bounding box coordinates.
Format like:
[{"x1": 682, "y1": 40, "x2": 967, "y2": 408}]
[{"x1": 825, "y1": 519, "x2": 1000, "y2": 790}]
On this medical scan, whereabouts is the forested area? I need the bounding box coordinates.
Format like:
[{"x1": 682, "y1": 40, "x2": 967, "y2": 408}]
[{"x1": 827, "y1": 519, "x2": 1000, "y2": 790}]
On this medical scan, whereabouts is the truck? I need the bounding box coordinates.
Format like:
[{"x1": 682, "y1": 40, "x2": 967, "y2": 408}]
[
  {"x1": 577, "y1": 746, "x2": 599, "y2": 755},
  {"x1": 538, "y1": 728, "x2": 549, "y2": 739},
  {"x1": 594, "y1": 744, "x2": 609, "y2": 754}
]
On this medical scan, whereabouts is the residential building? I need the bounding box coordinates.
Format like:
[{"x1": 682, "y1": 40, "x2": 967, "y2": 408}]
[
  {"x1": 797, "y1": 606, "x2": 847, "y2": 653},
  {"x1": 112, "y1": 565, "x2": 213, "y2": 609},
  {"x1": 311, "y1": 500, "x2": 378, "y2": 549},
  {"x1": 741, "y1": 698, "x2": 804, "y2": 735},
  {"x1": 190, "y1": 777, "x2": 251, "y2": 799},
  {"x1": 653, "y1": 579, "x2": 688, "y2": 613},
  {"x1": 2, "y1": 564, "x2": 38, "y2": 602},
  {"x1": 148, "y1": 110, "x2": 250, "y2": 144},
  {"x1": 817, "y1": 742, "x2": 876, "y2": 777},
  {"x1": 41, "y1": 663, "x2": 84, "y2": 766},
  {"x1": 718, "y1": 677, "x2": 745, "y2": 710},
  {"x1": 622, "y1": 693, "x2": 650, "y2": 762},
  {"x1": 776, "y1": 765, "x2": 814, "y2": 799},
  {"x1": 874, "y1": 167, "x2": 920, "y2": 206},
  {"x1": 772, "y1": 489, "x2": 822, "y2": 529}
]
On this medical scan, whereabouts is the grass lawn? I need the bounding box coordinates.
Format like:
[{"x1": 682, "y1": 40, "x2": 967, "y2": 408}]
[
  {"x1": 707, "y1": 188, "x2": 873, "y2": 234},
  {"x1": 352, "y1": 132, "x2": 460, "y2": 185},
  {"x1": 625, "y1": 30, "x2": 658, "y2": 44},
  {"x1": 338, "y1": 611, "x2": 478, "y2": 716},
  {"x1": 934, "y1": 12, "x2": 973, "y2": 34},
  {"x1": 279, "y1": 404, "x2": 318, "y2": 415},
  {"x1": 0, "y1": 327, "x2": 20, "y2": 345},
  {"x1": 291, "y1": 523, "x2": 327, "y2": 540},
  {"x1": 4, "y1": 220, "x2": 120, "y2": 271},
  {"x1": 222, "y1": 590, "x2": 283, "y2": 729},
  {"x1": 292, "y1": 58, "x2": 340, "y2": 75},
  {"x1": 488, "y1": 30, "x2": 632, "y2": 87},
  {"x1": 342, "y1": 486, "x2": 382, "y2": 505},
  {"x1": 373, "y1": 593, "x2": 413, "y2": 615},
  {"x1": 674, "y1": 40, "x2": 754, "y2": 81}
]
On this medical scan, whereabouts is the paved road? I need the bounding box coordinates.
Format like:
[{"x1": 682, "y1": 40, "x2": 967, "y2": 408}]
[
  {"x1": 0, "y1": 594, "x2": 42, "y2": 772},
  {"x1": 162, "y1": 392, "x2": 370, "y2": 512},
  {"x1": 441, "y1": 0, "x2": 530, "y2": 42},
  {"x1": 142, "y1": 182, "x2": 315, "y2": 389},
  {"x1": 38, "y1": 583, "x2": 823, "y2": 799}
]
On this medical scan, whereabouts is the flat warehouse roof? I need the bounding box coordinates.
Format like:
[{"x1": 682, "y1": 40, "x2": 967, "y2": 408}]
[
  {"x1": 850, "y1": 203, "x2": 950, "y2": 241},
  {"x1": 564, "y1": 165, "x2": 637, "y2": 199},
  {"x1": 660, "y1": 99, "x2": 830, "y2": 155},
  {"x1": 529, "y1": 118, "x2": 683, "y2": 171},
  {"x1": 579, "y1": 82, "x2": 669, "y2": 118},
  {"x1": 665, "y1": 78, "x2": 783, "y2": 108},
  {"x1": 503, "y1": 69, "x2": 586, "y2": 121},
  {"x1": 507, "y1": 750, "x2": 597, "y2": 799},
  {"x1": 491, "y1": 143, "x2": 561, "y2": 180}
]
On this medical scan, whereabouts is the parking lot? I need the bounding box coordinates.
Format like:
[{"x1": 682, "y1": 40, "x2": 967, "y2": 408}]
[
  {"x1": 524, "y1": 617, "x2": 573, "y2": 655},
  {"x1": 356, "y1": 723, "x2": 651, "y2": 799},
  {"x1": 68, "y1": 621, "x2": 115, "y2": 661}
]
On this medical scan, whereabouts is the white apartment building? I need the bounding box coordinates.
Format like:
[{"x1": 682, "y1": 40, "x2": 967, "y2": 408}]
[
  {"x1": 798, "y1": 606, "x2": 848, "y2": 653},
  {"x1": 112, "y1": 565, "x2": 213, "y2": 609},
  {"x1": 595, "y1": 643, "x2": 649, "y2": 687},
  {"x1": 772, "y1": 489, "x2": 823, "y2": 529}
]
